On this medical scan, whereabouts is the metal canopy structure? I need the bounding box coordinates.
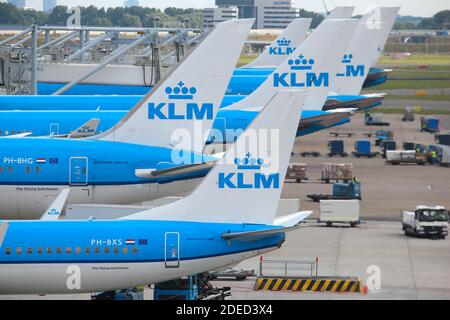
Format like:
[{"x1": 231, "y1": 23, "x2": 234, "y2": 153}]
[{"x1": 0, "y1": 25, "x2": 203, "y2": 95}]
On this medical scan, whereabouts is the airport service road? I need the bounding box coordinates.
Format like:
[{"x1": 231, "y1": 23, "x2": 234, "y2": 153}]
[
  {"x1": 213, "y1": 221, "x2": 450, "y2": 300},
  {"x1": 283, "y1": 113, "x2": 450, "y2": 221}
]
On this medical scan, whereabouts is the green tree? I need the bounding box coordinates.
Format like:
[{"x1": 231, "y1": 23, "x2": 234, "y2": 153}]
[
  {"x1": 48, "y1": 6, "x2": 69, "y2": 26},
  {"x1": 118, "y1": 13, "x2": 142, "y2": 27}
]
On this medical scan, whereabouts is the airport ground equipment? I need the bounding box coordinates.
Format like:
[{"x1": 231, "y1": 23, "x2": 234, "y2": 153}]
[
  {"x1": 210, "y1": 269, "x2": 255, "y2": 281},
  {"x1": 435, "y1": 133, "x2": 450, "y2": 146},
  {"x1": 402, "y1": 206, "x2": 448, "y2": 239},
  {"x1": 380, "y1": 140, "x2": 397, "y2": 158},
  {"x1": 153, "y1": 274, "x2": 231, "y2": 300},
  {"x1": 300, "y1": 151, "x2": 321, "y2": 157},
  {"x1": 91, "y1": 287, "x2": 144, "y2": 300},
  {"x1": 285, "y1": 163, "x2": 308, "y2": 183},
  {"x1": 307, "y1": 180, "x2": 361, "y2": 202},
  {"x1": 403, "y1": 142, "x2": 416, "y2": 151},
  {"x1": 329, "y1": 131, "x2": 356, "y2": 137},
  {"x1": 327, "y1": 140, "x2": 348, "y2": 157},
  {"x1": 319, "y1": 199, "x2": 361, "y2": 227},
  {"x1": 420, "y1": 116, "x2": 440, "y2": 133},
  {"x1": 437, "y1": 144, "x2": 450, "y2": 167},
  {"x1": 375, "y1": 130, "x2": 393, "y2": 146},
  {"x1": 321, "y1": 163, "x2": 353, "y2": 183},
  {"x1": 386, "y1": 150, "x2": 427, "y2": 165},
  {"x1": 352, "y1": 140, "x2": 378, "y2": 158},
  {"x1": 365, "y1": 112, "x2": 390, "y2": 126},
  {"x1": 402, "y1": 107, "x2": 415, "y2": 122}
]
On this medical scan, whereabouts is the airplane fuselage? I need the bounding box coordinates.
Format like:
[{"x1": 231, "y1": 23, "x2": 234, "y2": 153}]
[
  {"x1": 0, "y1": 219, "x2": 284, "y2": 294},
  {"x1": 0, "y1": 138, "x2": 209, "y2": 219}
]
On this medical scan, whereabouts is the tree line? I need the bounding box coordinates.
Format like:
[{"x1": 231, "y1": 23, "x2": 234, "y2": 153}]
[{"x1": 394, "y1": 10, "x2": 450, "y2": 30}]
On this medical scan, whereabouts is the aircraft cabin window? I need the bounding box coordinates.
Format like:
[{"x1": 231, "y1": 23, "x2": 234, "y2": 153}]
[
  {"x1": 66, "y1": 247, "x2": 72, "y2": 254},
  {"x1": 5, "y1": 248, "x2": 11, "y2": 255},
  {"x1": 27, "y1": 248, "x2": 32, "y2": 254},
  {"x1": 75, "y1": 247, "x2": 81, "y2": 254},
  {"x1": 113, "y1": 247, "x2": 119, "y2": 254},
  {"x1": 123, "y1": 247, "x2": 129, "y2": 254},
  {"x1": 16, "y1": 247, "x2": 22, "y2": 254},
  {"x1": 56, "y1": 247, "x2": 62, "y2": 254},
  {"x1": 25, "y1": 166, "x2": 30, "y2": 173},
  {"x1": 37, "y1": 248, "x2": 43, "y2": 254},
  {"x1": 11, "y1": 130, "x2": 14, "y2": 135},
  {"x1": 0, "y1": 130, "x2": 2, "y2": 135},
  {"x1": 85, "y1": 247, "x2": 90, "y2": 254},
  {"x1": 0, "y1": 167, "x2": 3, "y2": 173},
  {"x1": 104, "y1": 247, "x2": 110, "y2": 254},
  {"x1": 46, "y1": 248, "x2": 52, "y2": 254},
  {"x1": 5, "y1": 131, "x2": 8, "y2": 135},
  {"x1": 36, "y1": 166, "x2": 40, "y2": 173},
  {"x1": 133, "y1": 247, "x2": 138, "y2": 254},
  {"x1": 94, "y1": 247, "x2": 100, "y2": 254},
  {"x1": 7, "y1": 166, "x2": 12, "y2": 173}
]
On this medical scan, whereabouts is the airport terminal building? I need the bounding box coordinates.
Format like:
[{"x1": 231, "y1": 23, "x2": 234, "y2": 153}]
[{"x1": 203, "y1": 0, "x2": 300, "y2": 29}]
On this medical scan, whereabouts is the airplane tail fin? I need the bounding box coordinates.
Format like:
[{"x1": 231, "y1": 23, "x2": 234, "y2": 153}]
[
  {"x1": 224, "y1": 19, "x2": 358, "y2": 112},
  {"x1": 333, "y1": 7, "x2": 400, "y2": 96},
  {"x1": 243, "y1": 18, "x2": 312, "y2": 68},
  {"x1": 40, "y1": 188, "x2": 70, "y2": 221},
  {"x1": 327, "y1": 7, "x2": 355, "y2": 19},
  {"x1": 69, "y1": 118, "x2": 100, "y2": 138},
  {"x1": 94, "y1": 19, "x2": 254, "y2": 154},
  {"x1": 123, "y1": 90, "x2": 306, "y2": 225}
]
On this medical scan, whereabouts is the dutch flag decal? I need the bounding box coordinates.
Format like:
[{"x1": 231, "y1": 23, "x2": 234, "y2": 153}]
[
  {"x1": 36, "y1": 158, "x2": 46, "y2": 164},
  {"x1": 125, "y1": 239, "x2": 135, "y2": 245}
]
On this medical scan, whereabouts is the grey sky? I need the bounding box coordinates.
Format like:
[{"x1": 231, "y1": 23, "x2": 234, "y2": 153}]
[{"x1": 15, "y1": 0, "x2": 450, "y2": 17}]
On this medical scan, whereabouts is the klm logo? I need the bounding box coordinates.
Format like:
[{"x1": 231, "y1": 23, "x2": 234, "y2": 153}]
[
  {"x1": 218, "y1": 153, "x2": 279, "y2": 189},
  {"x1": 269, "y1": 38, "x2": 294, "y2": 55},
  {"x1": 76, "y1": 126, "x2": 95, "y2": 134},
  {"x1": 48, "y1": 208, "x2": 59, "y2": 216},
  {"x1": 273, "y1": 54, "x2": 329, "y2": 88},
  {"x1": 337, "y1": 54, "x2": 365, "y2": 78},
  {"x1": 148, "y1": 81, "x2": 213, "y2": 120}
]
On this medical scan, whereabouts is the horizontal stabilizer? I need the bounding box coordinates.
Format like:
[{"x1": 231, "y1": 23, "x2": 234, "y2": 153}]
[{"x1": 222, "y1": 211, "x2": 312, "y2": 240}]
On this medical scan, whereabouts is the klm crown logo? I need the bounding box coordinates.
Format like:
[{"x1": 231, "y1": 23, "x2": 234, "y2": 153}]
[
  {"x1": 337, "y1": 53, "x2": 365, "y2": 77},
  {"x1": 269, "y1": 37, "x2": 294, "y2": 55},
  {"x1": 48, "y1": 208, "x2": 59, "y2": 216},
  {"x1": 288, "y1": 54, "x2": 315, "y2": 70},
  {"x1": 148, "y1": 81, "x2": 213, "y2": 120},
  {"x1": 218, "y1": 153, "x2": 279, "y2": 189},
  {"x1": 273, "y1": 53, "x2": 329, "y2": 88},
  {"x1": 277, "y1": 37, "x2": 291, "y2": 47},
  {"x1": 165, "y1": 81, "x2": 197, "y2": 100}
]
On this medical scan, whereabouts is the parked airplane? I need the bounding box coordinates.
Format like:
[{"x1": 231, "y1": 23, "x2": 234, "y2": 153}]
[
  {"x1": 0, "y1": 90, "x2": 312, "y2": 295},
  {"x1": 0, "y1": 19, "x2": 254, "y2": 219}
]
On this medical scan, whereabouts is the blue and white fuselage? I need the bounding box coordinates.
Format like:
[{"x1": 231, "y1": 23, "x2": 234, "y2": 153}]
[{"x1": 0, "y1": 219, "x2": 283, "y2": 294}]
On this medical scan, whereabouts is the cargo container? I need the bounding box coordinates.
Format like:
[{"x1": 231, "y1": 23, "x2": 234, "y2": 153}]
[
  {"x1": 321, "y1": 163, "x2": 353, "y2": 183},
  {"x1": 285, "y1": 163, "x2": 308, "y2": 183},
  {"x1": 319, "y1": 199, "x2": 360, "y2": 227}
]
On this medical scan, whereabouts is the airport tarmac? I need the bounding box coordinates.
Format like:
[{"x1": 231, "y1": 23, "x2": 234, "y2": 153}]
[{"x1": 284, "y1": 112, "x2": 450, "y2": 221}]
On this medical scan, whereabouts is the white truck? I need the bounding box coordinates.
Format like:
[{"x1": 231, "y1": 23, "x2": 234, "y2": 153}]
[
  {"x1": 402, "y1": 206, "x2": 449, "y2": 239},
  {"x1": 386, "y1": 150, "x2": 427, "y2": 165},
  {"x1": 319, "y1": 199, "x2": 360, "y2": 227}
]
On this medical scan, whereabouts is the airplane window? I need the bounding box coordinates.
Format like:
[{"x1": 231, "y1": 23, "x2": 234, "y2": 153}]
[
  {"x1": 37, "y1": 248, "x2": 43, "y2": 254},
  {"x1": 75, "y1": 247, "x2": 81, "y2": 254},
  {"x1": 0, "y1": 130, "x2": 2, "y2": 135},
  {"x1": 56, "y1": 247, "x2": 62, "y2": 254},
  {"x1": 16, "y1": 247, "x2": 22, "y2": 254},
  {"x1": 25, "y1": 166, "x2": 30, "y2": 173},
  {"x1": 36, "y1": 166, "x2": 40, "y2": 173},
  {"x1": 7, "y1": 166, "x2": 12, "y2": 173},
  {"x1": 66, "y1": 247, "x2": 72, "y2": 254},
  {"x1": 0, "y1": 167, "x2": 3, "y2": 173},
  {"x1": 85, "y1": 247, "x2": 90, "y2": 254},
  {"x1": 5, "y1": 130, "x2": 8, "y2": 135},
  {"x1": 123, "y1": 247, "x2": 129, "y2": 254},
  {"x1": 5, "y1": 248, "x2": 11, "y2": 255},
  {"x1": 27, "y1": 248, "x2": 32, "y2": 254},
  {"x1": 104, "y1": 247, "x2": 110, "y2": 254},
  {"x1": 11, "y1": 130, "x2": 14, "y2": 135},
  {"x1": 46, "y1": 248, "x2": 52, "y2": 254},
  {"x1": 94, "y1": 247, "x2": 100, "y2": 254},
  {"x1": 113, "y1": 247, "x2": 119, "y2": 254},
  {"x1": 132, "y1": 247, "x2": 138, "y2": 254},
  {"x1": 17, "y1": 131, "x2": 21, "y2": 134}
]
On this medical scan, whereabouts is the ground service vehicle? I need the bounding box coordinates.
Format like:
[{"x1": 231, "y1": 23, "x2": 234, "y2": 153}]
[{"x1": 402, "y1": 206, "x2": 448, "y2": 239}]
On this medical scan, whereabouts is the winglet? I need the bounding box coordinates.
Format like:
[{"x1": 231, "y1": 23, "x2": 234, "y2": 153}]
[
  {"x1": 40, "y1": 188, "x2": 70, "y2": 221},
  {"x1": 69, "y1": 118, "x2": 100, "y2": 138}
]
